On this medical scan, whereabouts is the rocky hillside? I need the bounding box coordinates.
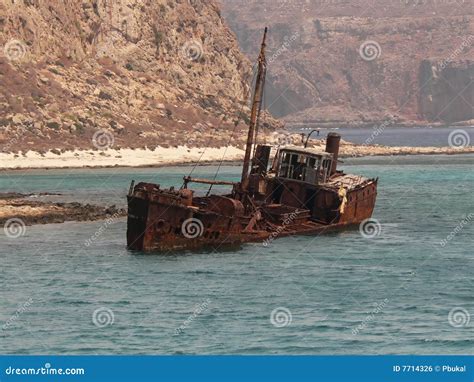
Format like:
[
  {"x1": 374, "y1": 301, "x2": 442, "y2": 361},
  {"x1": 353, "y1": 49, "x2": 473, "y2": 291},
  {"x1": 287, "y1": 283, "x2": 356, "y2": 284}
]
[
  {"x1": 221, "y1": 0, "x2": 474, "y2": 126},
  {"x1": 0, "y1": 0, "x2": 279, "y2": 154},
  {"x1": 419, "y1": 59, "x2": 473, "y2": 123}
]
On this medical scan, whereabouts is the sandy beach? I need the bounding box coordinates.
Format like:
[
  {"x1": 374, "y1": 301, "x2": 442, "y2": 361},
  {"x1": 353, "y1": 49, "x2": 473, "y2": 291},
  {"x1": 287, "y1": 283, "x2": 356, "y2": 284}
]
[
  {"x1": 0, "y1": 143, "x2": 473, "y2": 170},
  {"x1": 0, "y1": 146, "x2": 246, "y2": 170}
]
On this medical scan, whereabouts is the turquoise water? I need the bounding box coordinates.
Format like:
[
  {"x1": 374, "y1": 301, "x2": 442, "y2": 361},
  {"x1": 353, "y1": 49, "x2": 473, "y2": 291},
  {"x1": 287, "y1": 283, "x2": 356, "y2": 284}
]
[{"x1": 1, "y1": 155, "x2": 473, "y2": 354}]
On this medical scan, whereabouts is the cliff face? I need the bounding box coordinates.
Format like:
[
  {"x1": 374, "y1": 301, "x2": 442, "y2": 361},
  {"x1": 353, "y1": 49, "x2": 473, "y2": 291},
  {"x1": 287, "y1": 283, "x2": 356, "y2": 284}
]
[
  {"x1": 419, "y1": 60, "x2": 474, "y2": 122},
  {"x1": 221, "y1": 0, "x2": 474, "y2": 125},
  {"x1": 0, "y1": 0, "x2": 260, "y2": 152}
]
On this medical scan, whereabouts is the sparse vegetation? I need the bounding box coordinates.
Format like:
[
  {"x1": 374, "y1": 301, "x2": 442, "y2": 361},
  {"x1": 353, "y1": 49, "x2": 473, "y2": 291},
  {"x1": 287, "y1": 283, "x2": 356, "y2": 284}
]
[
  {"x1": 152, "y1": 26, "x2": 164, "y2": 53},
  {"x1": 48, "y1": 67, "x2": 61, "y2": 75},
  {"x1": 98, "y1": 91, "x2": 113, "y2": 101},
  {"x1": 237, "y1": 111, "x2": 250, "y2": 125},
  {"x1": 46, "y1": 121, "x2": 60, "y2": 130},
  {"x1": 74, "y1": 122, "x2": 85, "y2": 135}
]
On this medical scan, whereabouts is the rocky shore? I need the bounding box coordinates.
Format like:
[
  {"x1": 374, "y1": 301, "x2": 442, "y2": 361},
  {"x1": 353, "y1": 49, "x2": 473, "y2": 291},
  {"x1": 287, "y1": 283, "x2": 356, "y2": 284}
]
[{"x1": 0, "y1": 193, "x2": 126, "y2": 226}]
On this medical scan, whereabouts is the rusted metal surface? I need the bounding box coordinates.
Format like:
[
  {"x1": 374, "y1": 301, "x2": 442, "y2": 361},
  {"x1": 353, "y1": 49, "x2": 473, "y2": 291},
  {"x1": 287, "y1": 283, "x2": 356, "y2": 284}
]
[
  {"x1": 126, "y1": 138, "x2": 379, "y2": 252},
  {"x1": 183, "y1": 176, "x2": 237, "y2": 187},
  {"x1": 325, "y1": 132, "x2": 341, "y2": 175},
  {"x1": 126, "y1": 28, "x2": 379, "y2": 252}
]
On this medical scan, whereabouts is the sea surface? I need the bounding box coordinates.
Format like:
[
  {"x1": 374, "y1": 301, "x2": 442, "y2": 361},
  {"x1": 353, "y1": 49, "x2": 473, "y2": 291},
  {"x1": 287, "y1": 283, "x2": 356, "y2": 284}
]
[
  {"x1": 1, "y1": 155, "x2": 473, "y2": 354},
  {"x1": 290, "y1": 125, "x2": 474, "y2": 147}
]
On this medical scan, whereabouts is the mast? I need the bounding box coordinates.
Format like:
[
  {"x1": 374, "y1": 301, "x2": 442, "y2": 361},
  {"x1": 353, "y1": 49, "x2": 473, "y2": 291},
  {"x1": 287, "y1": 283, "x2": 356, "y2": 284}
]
[{"x1": 240, "y1": 27, "x2": 268, "y2": 190}]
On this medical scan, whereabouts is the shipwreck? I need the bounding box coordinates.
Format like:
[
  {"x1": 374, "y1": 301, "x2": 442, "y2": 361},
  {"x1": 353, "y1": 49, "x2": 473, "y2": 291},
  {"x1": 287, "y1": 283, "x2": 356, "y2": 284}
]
[{"x1": 126, "y1": 28, "x2": 378, "y2": 252}]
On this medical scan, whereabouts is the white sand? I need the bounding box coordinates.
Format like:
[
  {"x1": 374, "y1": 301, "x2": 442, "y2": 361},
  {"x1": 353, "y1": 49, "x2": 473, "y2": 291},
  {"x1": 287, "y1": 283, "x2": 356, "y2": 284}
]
[
  {"x1": 0, "y1": 146, "x2": 246, "y2": 170},
  {"x1": 1, "y1": 144, "x2": 473, "y2": 170}
]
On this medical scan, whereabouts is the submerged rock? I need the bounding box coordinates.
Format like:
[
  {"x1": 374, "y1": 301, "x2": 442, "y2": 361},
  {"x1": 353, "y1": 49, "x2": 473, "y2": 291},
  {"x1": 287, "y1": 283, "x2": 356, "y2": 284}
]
[{"x1": 0, "y1": 193, "x2": 126, "y2": 227}]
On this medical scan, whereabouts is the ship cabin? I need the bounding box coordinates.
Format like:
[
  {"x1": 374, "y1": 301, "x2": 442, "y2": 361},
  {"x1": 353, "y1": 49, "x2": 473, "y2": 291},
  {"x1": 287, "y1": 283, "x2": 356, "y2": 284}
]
[{"x1": 274, "y1": 147, "x2": 334, "y2": 185}]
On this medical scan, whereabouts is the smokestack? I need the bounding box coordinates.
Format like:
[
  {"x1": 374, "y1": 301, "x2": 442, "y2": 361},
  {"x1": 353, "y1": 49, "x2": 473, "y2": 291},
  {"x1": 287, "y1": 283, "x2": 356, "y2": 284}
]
[{"x1": 325, "y1": 132, "x2": 341, "y2": 175}]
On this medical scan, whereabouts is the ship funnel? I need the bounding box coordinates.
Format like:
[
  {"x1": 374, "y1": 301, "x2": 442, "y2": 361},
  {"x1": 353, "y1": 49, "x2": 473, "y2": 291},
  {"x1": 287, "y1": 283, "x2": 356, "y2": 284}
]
[{"x1": 325, "y1": 132, "x2": 341, "y2": 175}]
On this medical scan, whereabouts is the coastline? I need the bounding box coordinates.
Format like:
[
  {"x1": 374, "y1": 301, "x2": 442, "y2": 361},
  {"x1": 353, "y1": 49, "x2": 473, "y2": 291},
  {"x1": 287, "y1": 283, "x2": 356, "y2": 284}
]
[
  {"x1": 0, "y1": 193, "x2": 126, "y2": 227},
  {"x1": 0, "y1": 146, "x2": 246, "y2": 171},
  {"x1": 0, "y1": 144, "x2": 473, "y2": 171}
]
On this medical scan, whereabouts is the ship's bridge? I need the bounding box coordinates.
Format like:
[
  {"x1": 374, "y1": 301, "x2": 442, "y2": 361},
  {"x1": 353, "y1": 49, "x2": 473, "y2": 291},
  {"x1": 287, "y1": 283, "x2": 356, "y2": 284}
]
[{"x1": 275, "y1": 146, "x2": 334, "y2": 184}]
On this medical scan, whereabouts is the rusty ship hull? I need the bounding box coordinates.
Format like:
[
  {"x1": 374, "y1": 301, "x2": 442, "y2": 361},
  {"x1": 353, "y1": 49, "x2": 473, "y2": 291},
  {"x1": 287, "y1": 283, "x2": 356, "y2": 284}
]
[
  {"x1": 126, "y1": 28, "x2": 378, "y2": 253},
  {"x1": 126, "y1": 151, "x2": 378, "y2": 252}
]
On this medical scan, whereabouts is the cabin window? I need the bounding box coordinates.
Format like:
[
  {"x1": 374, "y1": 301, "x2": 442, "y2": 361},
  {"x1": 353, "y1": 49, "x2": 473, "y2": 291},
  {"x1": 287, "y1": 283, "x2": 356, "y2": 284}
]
[
  {"x1": 291, "y1": 155, "x2": 306, "y2": 180},
  {"x1": 278, "y1": 152, "x2": 326, "y2": 184},
  {"x1": 279, "y1": 153, "x2": 302, "y2": 179},
  {"x1": 278, "y1": 153, "x2": 291, "y2": 178},
  {"x1": 304, "y1": 157, "x2": 320, "y2": 184},
  {"x1": 320, "y1": 159, "x2": 332, "y2": 182}
]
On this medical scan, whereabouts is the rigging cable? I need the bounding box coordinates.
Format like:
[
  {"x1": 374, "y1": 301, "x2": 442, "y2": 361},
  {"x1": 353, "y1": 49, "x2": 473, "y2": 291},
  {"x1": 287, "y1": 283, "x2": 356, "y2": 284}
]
[
  {"x1": 205, "y1": 66, "x2": 258, "y2": 196},
  {"x1": 187, "y1": 63, "x2": 257, "y2": 185}
]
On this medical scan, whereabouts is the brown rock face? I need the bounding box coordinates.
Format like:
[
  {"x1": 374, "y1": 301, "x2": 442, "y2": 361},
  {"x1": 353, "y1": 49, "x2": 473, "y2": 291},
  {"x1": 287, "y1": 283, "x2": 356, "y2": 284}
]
[
  {"x1": 419, "y1": 59, "x2": 474, "y2": 122},
  {"x1": 0, "y1": 0, "x2": 270, "y2": 152},
  {"x1": 221, "y1": 0, "x2": 474, "y2": 125}
]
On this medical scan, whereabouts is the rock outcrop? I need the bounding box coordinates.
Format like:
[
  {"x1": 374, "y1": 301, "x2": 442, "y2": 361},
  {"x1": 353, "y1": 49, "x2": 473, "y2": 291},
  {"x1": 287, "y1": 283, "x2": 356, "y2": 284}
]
[
  {"x1": 0, "y1": 193, "x2": 126, "y2": 226},
  {"x1": 0, "y1": 0, "x2": 279, "y2": 153},
  {"x1": 221, "y1": 0, "x2": 474, "y2": 126},
  {"x1": 419, "y1": 59, "x2": 474, "y2": 122}
]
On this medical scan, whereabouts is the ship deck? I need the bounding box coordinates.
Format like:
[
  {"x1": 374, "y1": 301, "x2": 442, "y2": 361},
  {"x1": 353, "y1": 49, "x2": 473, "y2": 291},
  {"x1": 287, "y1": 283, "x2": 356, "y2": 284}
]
[{"x1": 323, "y1": 173, "x2": 375, "y2": 190}]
